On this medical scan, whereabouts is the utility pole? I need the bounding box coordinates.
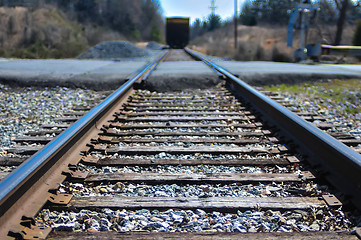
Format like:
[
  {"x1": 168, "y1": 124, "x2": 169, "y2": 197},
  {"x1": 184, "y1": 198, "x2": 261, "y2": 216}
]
[
  {"x1": 210, "y1": 0, "x2": 217, "y2": 15},
  {"x1": 234, "y1": 0, "x2": 238, "y2": 49}
]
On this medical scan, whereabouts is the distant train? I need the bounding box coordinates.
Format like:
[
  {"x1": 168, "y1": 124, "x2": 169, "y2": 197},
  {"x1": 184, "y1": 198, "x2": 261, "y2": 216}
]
[{"x1": 166, "y1": 17, "x2": 190, "y2": 49}]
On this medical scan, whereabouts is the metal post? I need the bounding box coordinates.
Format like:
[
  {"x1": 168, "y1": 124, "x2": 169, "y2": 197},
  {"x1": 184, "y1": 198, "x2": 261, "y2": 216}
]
[
  {"x1": 235, "y1": 0, "x2": 238, "y2": 49},
  {"x1": 299, "y1": 10, "x2": 306, "y2": 49},
  {"x1": 210, "y1": 0, "x2": 217, "y2": 15}
]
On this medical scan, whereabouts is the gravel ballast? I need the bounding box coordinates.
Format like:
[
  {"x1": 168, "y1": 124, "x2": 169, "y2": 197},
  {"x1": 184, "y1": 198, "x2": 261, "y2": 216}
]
[
  {"x1": 0, "y1": 84, "x2": 109, "y2": 150},
  {"x1": 1, "y1": 79, "x2": 360, "y2": 234},
  {"x1": 263, "y1": 80, "x2": 361, "y2": 140},
  {"x1": 36, "y1": 207, "x2": 353, "y2": 233}
]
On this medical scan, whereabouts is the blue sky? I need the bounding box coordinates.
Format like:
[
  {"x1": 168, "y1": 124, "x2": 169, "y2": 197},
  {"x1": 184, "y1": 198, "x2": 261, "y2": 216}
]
[{"x1": 159, "y1": 0, "x2": 246, "y2": 23}]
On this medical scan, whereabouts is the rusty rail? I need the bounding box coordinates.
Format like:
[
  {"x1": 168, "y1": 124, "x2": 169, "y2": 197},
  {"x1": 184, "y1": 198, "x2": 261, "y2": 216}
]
[
  {"x1": 0, "y1": 51, "x2": 168, "y2": 239},
  {"x1": 185, "y1": 48, "x2": 361, "y2": 211}
]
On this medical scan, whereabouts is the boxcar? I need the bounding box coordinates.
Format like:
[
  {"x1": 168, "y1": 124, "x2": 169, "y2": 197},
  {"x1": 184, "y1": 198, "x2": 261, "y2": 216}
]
[{"x1": 166, "y1": 17, "x2": 190, "y2": 49}]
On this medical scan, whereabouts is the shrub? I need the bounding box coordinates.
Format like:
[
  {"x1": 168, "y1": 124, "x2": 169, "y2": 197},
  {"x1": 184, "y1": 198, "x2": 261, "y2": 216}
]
[
  {"x1": 150, "y1": 25, "x2": 162, "y2": 43},
  {"x1": 233, "y1": 41, "x2": 254, "y2": 61},
  {"x1": 255, "y1": 44, "x2": 265, "y2": 60},
  {"x1": 271, "y1": 46, "x2": 291, "y2": 62},
  {"x1": 131, "y1": 29, "x2": 141, "y2": 41}
]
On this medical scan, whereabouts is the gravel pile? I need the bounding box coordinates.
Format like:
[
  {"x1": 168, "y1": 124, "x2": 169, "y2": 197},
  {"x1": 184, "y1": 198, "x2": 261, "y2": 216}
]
[
  {"x1": 146, "y1": 41, "x2": 163, "y2": 50},
  {"x1": 0, "y1": 84, "x2": 109, "y2": 150},
  {"x1": 78, "y1": 41, "x2": 154, "y2": 60}
]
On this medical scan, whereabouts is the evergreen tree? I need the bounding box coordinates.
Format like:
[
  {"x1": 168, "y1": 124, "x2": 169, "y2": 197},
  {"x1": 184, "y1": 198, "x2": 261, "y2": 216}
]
[
  {"x1": 240, "y1": 0, "x2": 257, "y2": 26},
  {"x1": 190, "y1": 18, "x2": 204, "y2": 39},
  {"x1": 207, "y1": 14, "x2": 222, "y2": 31},
  {"x1": 74, "y1": 0, "x2": 98, "y2": 22},
  {"x1": 243, "y1": 0, "x2": 296, "y2": 25}
]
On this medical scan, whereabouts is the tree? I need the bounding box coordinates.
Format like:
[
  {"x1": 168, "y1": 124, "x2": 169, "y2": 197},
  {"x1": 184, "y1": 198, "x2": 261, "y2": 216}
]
[
  {"x1": 240, "y1": 0, "x2": 296, "y2": 25},
  {"x1": 150, "y1": 25, "x2": 162, "y2": 42},
  {"x1": 207, "y1": 14, "x2": 222, "y2": 31},
  {"x1": 55, "y1": 0, "x2": 70, "y2": 9},
  {"x1": 141, "y1": 0, "x2": 164, "y2": 40},
  {"x1": 317, "y1": 0, "x2": 338, "y2": 24},
  {"x1": 74, "y1": 0, "x2": 98, "y2": 22},
  {"x1": 190, "y1": 18, "x2": 204, "y2": 39},
  {"x1": 240, "y1": 0, "x2": 257, "y2": 26},
  {"x1": 333, "y1": 0, "x2": 361, "y2": 45},
  {"x1": 0, "y1": 0, "x2": 165, "y2": 41}
]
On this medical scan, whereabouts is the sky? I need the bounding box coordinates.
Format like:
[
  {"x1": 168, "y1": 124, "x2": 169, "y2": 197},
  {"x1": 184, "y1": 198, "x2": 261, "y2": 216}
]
[{"x1": 159, "y1": 0, "x2": 246, "y2": 24}]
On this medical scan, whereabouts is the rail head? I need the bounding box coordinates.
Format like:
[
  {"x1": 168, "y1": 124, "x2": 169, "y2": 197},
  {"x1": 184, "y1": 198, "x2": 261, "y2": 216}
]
[
  {"x1": 186, "y1": 48, "x2": 361, "y2": 210},
  {"x1": 0, "y1": 51, "x2": 168, "y2": 238}
]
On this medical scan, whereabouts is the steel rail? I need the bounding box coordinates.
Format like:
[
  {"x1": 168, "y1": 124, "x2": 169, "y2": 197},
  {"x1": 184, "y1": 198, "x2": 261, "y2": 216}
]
[
  {"x1": 0, "y1": 51, "x2": 168, "y2": 238},
  {"x1": 185, "y1": 48, "x2": 361, "y2": 210}
]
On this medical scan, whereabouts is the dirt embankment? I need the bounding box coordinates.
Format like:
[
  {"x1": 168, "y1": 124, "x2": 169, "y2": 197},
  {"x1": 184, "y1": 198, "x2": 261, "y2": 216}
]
[
  {"x1": 0, "y1": 6, "x2": 88, "y2": 58},
  {"x1": 0, "y1": 7, "x2": 83, "y2": 48},
  {"x1": 0, "y1": 6, "x2": 124, "y2": 59},
  {"x1": 0, "y1": 7, "x2": 32, "y2": 49}
]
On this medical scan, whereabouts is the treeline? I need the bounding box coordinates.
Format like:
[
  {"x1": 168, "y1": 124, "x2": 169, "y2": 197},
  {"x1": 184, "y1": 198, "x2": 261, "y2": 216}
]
[
  {"x1": 191, "y1": 0, "x2": 361, "y2": 45},
  {"x1": 240, "y1": 0, "x2": 297, "y2": 26},
  {"x1": 240, "y1": 0, "x2": 361, "y2": 45},
  {"x1": 190, "y1": 14, "x2": 223, "y2": 40},
  {"x1": 0, "y1": 0, "x2": 164, "y2": 42},
  {"x1": 240, "y1": 0, "x2": 360, "y2": 26}
]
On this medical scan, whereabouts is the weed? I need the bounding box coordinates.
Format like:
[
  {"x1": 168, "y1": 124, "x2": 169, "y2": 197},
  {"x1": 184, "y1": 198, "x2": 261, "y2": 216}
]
[
  {"x1": 345, "y1": 107, "x2": 359, "y2": 114},
  {"x1": 264, "y1": 79, "x2": 361, "y2": 114}
]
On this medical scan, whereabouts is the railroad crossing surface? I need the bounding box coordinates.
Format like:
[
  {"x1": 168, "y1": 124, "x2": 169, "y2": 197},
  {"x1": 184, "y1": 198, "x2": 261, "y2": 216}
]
[{"x1": 0, "y1": 57, "x2": 361, "y2": 90}]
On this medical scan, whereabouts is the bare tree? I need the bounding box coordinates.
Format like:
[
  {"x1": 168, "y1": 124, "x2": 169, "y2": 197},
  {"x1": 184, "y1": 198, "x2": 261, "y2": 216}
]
[{"x1": 334, "y1": 0, "x2": 360, "y2": 45}]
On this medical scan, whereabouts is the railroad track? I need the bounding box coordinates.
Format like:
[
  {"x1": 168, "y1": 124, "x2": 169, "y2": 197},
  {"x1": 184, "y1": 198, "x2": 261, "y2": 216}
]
[
  {"x1": 255, "y1": 88, "x2": 361, "y2": 151},
  {"x1": 0, "y1": 50, "x2": 361, "y2": 239}
]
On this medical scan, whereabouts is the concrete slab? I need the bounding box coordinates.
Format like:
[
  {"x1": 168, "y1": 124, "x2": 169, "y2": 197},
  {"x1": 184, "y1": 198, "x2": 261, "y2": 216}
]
[
  {"x1": 218, "y1": 61, "x2": 361, "y2": 85},
  {"x1": 145, "y1": 61, "x2": 221, "y2": 91},
  {"x1": 0, "y1": 59, "x2": 148, "y2": 90},
  {"x1": 0, "y1": 57, "x2": 360, "y2": 90},
  {"x1": 328, "y1": 64, "x2": 361, "y2": 74},
  {"x1": 66, "y1": 61, "x2": 147, "y2": 90}
]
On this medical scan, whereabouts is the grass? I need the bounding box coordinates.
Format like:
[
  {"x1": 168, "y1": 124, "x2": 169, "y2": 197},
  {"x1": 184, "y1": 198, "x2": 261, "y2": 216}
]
[
  {"x1": 0, "y1": 39, "x2": 88, "y2": 59},
  {"x1": 264, "y1": 79, "x2": 361, "y2": 114}
]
